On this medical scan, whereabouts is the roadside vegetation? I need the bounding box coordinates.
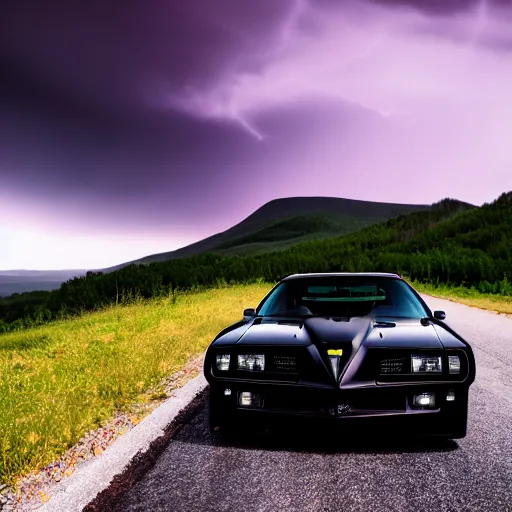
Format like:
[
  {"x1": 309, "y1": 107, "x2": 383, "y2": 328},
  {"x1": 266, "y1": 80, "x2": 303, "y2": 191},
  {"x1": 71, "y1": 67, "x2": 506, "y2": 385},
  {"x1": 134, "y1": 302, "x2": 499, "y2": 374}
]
[
  {"x1": 412, "y1": 281, "x2": 512, "y2": 315},
  {"x1": 0, "y1": 283, "x2": 271, "y2": 485},
  {"x1": 1, "y1": 192, "x2": 511, "y2": 334}
]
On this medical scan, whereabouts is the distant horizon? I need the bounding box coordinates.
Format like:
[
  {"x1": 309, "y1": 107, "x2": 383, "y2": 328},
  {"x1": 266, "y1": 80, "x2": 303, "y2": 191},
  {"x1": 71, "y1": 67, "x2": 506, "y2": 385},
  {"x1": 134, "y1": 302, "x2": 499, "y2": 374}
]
[{"x1": 0, "y1": 269, "x2": 88, "y2": 273}]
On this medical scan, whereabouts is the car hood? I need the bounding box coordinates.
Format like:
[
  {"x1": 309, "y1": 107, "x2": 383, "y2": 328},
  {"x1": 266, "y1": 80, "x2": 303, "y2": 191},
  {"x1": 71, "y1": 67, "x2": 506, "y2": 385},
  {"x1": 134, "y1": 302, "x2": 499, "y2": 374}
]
[
  {"x1": 306, "y1": 316, "x2": 444, "y2": 349},
  {"x1": 231, "y1": 315, "x2": 444, "y2": 350},
  {"x1": 235, "y1": 320, "x2": 310, "y2": 346}
]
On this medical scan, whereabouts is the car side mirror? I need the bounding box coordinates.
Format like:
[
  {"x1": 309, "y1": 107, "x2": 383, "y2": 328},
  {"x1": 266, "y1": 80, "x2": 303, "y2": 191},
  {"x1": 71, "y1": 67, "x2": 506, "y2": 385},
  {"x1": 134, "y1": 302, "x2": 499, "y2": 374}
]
[
  {"x1": 433, "y1": 310, "x2": 446, "y2": 320},
  {"x1": 243, "y1": 308, "x2": 256, "y2": 321}
]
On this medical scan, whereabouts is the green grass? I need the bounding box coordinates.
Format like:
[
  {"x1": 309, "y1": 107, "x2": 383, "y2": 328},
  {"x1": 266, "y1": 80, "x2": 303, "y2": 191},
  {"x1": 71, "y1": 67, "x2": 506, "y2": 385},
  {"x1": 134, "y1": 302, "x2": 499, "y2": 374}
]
[
  {"x1": 412, "y1": 280, "x2": 512, "y2": 315},
  {"x1": 0, "y1": 283, "x2": 271, "y2": 486}
]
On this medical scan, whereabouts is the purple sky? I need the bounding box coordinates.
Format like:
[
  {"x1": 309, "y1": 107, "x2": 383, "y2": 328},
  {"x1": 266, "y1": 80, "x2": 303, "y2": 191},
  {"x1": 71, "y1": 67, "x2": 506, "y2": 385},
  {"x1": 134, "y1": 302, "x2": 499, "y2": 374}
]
[{"x1": 1, "y1": 0, "x2": 512, "y2": 269}]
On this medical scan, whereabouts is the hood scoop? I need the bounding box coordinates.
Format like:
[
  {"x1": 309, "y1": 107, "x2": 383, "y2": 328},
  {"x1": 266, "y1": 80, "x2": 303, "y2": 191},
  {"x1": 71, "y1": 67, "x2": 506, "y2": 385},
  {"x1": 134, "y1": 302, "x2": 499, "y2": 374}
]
[
  {"x1": 373, "y1": 320, "x2": 396, "y2": 328},
  {"x1": 331, "y1": 317, "x2": 351, "y2": 322}
]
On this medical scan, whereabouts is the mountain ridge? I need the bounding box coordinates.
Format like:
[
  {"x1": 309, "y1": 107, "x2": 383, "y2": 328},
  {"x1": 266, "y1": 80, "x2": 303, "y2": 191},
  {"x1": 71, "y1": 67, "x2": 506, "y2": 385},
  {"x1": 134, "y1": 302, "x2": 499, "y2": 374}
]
[
  {"x1": 0, "y1": 195, "x2": 475, "y2": 295},
  {"x1": 104, "y1": 195, "x2": 446, "y2": 271},
  {"x1": 3, "y1": 190, "x2": 500, "y2": 332}
]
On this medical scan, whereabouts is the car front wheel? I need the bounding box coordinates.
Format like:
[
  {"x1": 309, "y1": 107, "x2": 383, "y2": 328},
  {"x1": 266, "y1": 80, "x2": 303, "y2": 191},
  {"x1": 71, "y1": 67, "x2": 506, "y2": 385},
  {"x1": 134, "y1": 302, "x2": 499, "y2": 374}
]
[{"x1": 208, "y1": 389, "x2": 235, "y2": 434}]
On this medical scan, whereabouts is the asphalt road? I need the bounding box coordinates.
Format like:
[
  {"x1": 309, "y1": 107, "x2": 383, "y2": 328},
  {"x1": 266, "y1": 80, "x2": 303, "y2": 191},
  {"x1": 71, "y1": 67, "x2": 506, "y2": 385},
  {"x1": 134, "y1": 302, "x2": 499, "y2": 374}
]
[{"x1": 106, "y1": 296, "x2": 512, "y2": 512}]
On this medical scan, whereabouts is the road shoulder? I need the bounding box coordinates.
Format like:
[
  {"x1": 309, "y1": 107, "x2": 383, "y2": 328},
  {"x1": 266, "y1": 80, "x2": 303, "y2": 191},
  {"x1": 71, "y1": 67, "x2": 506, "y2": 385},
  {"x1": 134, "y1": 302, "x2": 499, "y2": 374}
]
[{"x1": 37, "y1": 374, "x2": 207, "y2": 512}]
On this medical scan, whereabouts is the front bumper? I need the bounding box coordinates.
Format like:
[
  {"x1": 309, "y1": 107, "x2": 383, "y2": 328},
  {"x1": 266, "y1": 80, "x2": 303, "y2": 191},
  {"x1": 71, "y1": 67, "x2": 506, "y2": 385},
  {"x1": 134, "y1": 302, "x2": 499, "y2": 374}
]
[{"x1": 210, "y1": 381, "x2": 469, "y2": 436}]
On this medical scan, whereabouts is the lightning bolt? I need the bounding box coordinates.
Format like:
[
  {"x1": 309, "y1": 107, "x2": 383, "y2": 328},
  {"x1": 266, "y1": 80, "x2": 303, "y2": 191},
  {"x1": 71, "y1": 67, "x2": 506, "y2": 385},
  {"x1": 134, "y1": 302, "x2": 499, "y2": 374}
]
[
  {"x1": 230, "y1": 110, "x2": 265, "y2": 141},
  {"x1": 225, "y1": 0, "x2": 307, "y2": 141}
]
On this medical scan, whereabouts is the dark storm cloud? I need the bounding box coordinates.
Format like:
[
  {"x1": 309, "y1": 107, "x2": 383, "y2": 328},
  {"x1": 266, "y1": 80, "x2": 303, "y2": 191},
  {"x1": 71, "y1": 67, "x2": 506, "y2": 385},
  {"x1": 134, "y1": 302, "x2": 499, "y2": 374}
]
[
  {"x1": 406, "y1": 23, "x2": 512, "y2": 53},
  {"x1": 368, "y1": 0, "x2": 511, "y2": 15},
  {"x1": 0, "y1": 102, "x2": 265, "y2": 232},
  {"x1": 0, "y1": 0, "x2": 295, "y2": 114},
  {"x1": 0, "y1": 0, "x2": 299, "y2": 232},
  {"x1": 1, "y1": 0, "x2": 512, "y2": 254},
  {"x1": 369, "y1": 0, "x2": 478, "y2": 14},
  {"x1": 0, "y1": 0, "x2": 300, "y2": 141}
]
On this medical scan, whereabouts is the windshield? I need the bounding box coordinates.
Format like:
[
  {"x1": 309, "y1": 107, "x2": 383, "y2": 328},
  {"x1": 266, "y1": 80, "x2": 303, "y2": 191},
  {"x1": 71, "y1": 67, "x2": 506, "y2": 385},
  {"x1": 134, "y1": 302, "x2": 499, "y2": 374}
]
[{"x1": 257, "y1": 277, "x2": 428, "y2": 319}]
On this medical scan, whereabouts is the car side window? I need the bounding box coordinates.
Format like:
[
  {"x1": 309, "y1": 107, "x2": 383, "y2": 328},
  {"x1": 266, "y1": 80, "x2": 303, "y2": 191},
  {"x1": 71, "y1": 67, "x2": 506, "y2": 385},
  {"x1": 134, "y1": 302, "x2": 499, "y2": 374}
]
[
  {"x1": 373, "y1": 280, "x2": 428, "y2": 318},
  {"x1": 258, "y1": 283, "x2": 289, "y2": 315}
]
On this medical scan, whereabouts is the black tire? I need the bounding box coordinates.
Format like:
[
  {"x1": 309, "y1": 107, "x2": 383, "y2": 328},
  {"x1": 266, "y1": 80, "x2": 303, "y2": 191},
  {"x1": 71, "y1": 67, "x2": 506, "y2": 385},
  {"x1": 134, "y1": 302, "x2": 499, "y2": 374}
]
[
  {"x1": 208, "y1": 392, "x2": 222, "y2": 432},
  {"x1": 208, "y1": 390, "x2": 235, "y2": 434},
  {"x1": 448, "y1": 415, "x2": 468, "y2": 439},
  {"x1": 440, "y1": 409, "x2": 468, "y2": 439}
]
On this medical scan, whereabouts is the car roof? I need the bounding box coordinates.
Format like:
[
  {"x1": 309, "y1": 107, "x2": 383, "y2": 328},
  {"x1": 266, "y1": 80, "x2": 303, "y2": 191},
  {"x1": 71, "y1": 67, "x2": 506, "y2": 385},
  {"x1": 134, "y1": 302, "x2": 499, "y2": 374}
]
[{"x1": 281, "y1": 272, "x2": 402, "y2": 281}]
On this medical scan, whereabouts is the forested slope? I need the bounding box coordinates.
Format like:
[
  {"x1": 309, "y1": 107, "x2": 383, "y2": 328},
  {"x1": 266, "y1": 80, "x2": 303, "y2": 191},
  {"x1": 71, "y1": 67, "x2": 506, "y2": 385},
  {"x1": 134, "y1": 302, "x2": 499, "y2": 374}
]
[{"x1": 1, "y1": 193, "x2": 509, "y2": 333}]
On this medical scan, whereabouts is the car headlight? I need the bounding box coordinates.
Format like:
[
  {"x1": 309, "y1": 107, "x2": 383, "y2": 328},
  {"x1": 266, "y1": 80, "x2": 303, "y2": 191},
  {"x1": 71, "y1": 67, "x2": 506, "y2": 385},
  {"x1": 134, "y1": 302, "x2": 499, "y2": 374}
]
[
  {"x1": 216, "y1": 354, "x2": 230, "y2": 371},
  {"x1": 411, "y1": 354, "x2": 442, "y2": 373},
  {"x1": 238, "y1": 354, "x2": 265, "y2": 371},
  {"x1": 448, "y1": 355, "x2": 461, "y2": 374}
]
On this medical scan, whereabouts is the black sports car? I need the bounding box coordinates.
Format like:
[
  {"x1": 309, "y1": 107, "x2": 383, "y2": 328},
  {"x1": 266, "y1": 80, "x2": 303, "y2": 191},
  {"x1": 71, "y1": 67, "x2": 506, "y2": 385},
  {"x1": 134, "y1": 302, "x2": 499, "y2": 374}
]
[{"x1": 204, "y1": 273, "x2": 476, "y2": 438}]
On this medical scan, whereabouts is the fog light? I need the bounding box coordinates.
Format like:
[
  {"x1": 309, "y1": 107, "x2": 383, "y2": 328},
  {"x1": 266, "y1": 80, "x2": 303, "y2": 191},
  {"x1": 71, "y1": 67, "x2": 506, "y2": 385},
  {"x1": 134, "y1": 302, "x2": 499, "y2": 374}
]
[
  {"x1": 224, "y1": 388, "x2": 231, "y2": 396},
  {"x1": 446, "y1": 390, "x2": 455, "y2": 402},
  {"x1": 238, "y1": 391, "x2": 261, "y2": 407},
  {"x1": 412, "y1": 392, "x2": 436, "y2": 408},
  {"x1": 239, "y1": 392, "x2": 252, "y2": 406}
]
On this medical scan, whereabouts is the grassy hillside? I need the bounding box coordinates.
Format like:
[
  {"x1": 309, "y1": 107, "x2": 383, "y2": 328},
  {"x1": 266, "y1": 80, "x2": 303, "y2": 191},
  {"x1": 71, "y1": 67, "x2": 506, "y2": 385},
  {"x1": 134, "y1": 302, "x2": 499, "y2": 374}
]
[
  {"x1": 1, "y1": 193, "x2": 509, "y2": 333},
  {"x1": 411, "y1": 280, "x2": 512, "y2": 315},
  {"x1": 0, "y1": 284, "x2": 271, "y2": 485},
  {"x1": 214, "y1": 212, "x2": 397, "y2": 255},
  {"x1": 107, "y1": 196, "x2": 435, "y2": 269}
]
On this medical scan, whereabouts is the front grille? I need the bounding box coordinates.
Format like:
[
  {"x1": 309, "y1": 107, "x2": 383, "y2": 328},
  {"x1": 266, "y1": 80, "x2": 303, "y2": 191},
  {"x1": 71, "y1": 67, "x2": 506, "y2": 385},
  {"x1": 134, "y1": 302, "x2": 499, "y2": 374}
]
[
  {"x1": 272, "y1": 354, "x2": 297, "y2": 372},
  {"x1": 380, "y1": 356, "x2": 408, "y2": 374}
]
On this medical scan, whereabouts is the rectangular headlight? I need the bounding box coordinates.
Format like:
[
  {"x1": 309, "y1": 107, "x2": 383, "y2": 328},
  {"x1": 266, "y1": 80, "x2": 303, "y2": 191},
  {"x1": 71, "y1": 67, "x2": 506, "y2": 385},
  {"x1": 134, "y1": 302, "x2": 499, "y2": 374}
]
[
  {"x1": 216, "y1": 354, "x2": 230, "y2": 371},
  {"x1": 238, "y1": 354, "x2": 265, "y2": 371},
  {"x1": 411, "y1": 355, "x2": 442, "y2": 373},
  {"x1": 448, "y1": 355, "x2": 461, "y2": 374}
]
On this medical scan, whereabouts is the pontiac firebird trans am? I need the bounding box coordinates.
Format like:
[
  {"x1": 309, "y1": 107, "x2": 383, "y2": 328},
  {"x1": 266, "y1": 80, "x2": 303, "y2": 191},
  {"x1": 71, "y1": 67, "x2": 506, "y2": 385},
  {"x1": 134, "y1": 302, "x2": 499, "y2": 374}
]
[{"x1": 204, "y1": 273, "x2": 476, "y2": 438}]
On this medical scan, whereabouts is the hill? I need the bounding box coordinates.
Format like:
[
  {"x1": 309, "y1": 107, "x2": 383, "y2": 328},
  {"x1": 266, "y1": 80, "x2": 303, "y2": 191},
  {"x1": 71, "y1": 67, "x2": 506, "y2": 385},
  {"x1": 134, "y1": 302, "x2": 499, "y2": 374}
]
[
  {"x1": 106, "y1": 196, "x2": 435, "y2": 270},
  {"x1": 0, "y1": 193, "x2": 487, "y2": 332}
]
